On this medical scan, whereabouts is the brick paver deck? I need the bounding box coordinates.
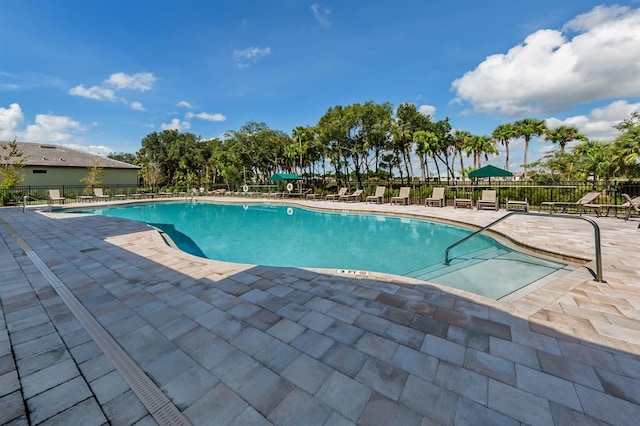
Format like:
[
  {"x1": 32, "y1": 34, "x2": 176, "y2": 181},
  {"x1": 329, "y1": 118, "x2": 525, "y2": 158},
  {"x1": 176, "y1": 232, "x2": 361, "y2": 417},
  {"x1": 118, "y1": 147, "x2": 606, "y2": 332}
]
[{"x1": 1, "y1": 197, "x2": 639, "y2": 425}]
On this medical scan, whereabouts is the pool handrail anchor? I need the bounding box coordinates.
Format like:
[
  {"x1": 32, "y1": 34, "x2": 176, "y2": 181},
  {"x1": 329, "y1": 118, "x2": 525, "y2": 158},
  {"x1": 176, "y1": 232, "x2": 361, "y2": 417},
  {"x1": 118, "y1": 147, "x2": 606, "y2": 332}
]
[{"x1": 443, "y1": 211, "x2": 605, "y2": 283}]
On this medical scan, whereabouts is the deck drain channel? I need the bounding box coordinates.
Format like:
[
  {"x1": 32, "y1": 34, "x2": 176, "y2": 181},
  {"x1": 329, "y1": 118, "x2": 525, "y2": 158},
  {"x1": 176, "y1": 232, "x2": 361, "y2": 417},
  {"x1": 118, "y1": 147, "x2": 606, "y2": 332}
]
[{"x1": 1, "y1": 220, "x2": 190, "y2": 426}]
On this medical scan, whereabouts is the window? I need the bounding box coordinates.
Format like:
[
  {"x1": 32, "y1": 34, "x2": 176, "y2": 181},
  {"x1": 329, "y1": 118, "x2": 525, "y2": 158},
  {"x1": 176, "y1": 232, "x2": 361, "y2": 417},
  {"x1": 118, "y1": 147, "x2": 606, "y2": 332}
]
[{"x1": 33, "y1": 169, "x2": 47, "y2": 174}]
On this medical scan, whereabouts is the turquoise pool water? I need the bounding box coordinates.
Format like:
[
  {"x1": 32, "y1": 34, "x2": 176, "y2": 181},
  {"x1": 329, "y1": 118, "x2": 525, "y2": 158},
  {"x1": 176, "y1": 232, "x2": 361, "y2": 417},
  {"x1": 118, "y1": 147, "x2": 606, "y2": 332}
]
[{"x1": 65, "y1": 202, "x2": 569, "y2": 299}]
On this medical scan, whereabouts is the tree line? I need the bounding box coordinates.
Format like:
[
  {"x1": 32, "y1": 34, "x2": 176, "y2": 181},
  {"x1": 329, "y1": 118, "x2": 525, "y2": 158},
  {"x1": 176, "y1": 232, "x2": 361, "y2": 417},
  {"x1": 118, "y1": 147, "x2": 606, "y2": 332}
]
[{"x1": 108, "y1": 103, "x2": 640, "y2": 190}]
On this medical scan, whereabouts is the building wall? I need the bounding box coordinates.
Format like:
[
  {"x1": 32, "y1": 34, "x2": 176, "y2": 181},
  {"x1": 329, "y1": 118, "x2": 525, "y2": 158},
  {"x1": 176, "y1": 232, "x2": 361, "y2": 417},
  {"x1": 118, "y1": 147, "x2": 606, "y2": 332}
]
[{"x1": 22, "y1": 166, "x2": 139, "y2": 186}]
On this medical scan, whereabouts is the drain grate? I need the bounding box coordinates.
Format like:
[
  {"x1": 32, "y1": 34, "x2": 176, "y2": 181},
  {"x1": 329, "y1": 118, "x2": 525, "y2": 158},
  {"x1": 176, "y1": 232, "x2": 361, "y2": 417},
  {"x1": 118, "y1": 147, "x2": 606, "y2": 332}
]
[{"x1": 1, "y1": 220, "x2": 190, "y2": 426}]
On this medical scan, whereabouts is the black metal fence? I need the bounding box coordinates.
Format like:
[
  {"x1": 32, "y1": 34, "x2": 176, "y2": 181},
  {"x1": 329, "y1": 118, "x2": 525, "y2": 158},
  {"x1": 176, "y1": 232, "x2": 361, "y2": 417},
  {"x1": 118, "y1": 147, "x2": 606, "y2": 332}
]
[
  {"x1": 321, "y1": 179, "x2": 640, "y2": 208},
  {"x1": 0, "y1": 184, "x2": 141, "y2": 206},
  {"x1": 2, "y1": 180, "x2": 639, "y2": 208}
]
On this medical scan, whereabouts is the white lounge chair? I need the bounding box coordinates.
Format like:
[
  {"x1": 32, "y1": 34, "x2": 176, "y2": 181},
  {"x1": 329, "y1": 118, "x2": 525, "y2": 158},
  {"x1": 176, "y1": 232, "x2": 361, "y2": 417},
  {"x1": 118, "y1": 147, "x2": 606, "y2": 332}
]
[
  {"x1": 540, "y1": 192, "x2": 601, "y2": 214},
  {"x1": 326, "y1": 187, "x2": 348, "y2": 201},
  {"x1": 93, "y1": 187, "x2": 110, "y2": 201},
  {"x1": 477, "y1": 190, "x2": 499, "y2": 211},
  {"x1": 47, "y1": 189, "x2": 65, "y2": 205},
  {"x1": 391, "y1": 187, "x2": 411, "y2": 205},
  {"x1": 622, "y1": 194, "x2": 640, "y2": 222},
  {"x1": 340, "y1": 189, "x2": 364, "y2": 202},
  {"x1": 425, "y1": 187, "x2": 445, "y2": 207},
  {"x1": 366, "y1": 186, "x2": 386, "y2": 204}
]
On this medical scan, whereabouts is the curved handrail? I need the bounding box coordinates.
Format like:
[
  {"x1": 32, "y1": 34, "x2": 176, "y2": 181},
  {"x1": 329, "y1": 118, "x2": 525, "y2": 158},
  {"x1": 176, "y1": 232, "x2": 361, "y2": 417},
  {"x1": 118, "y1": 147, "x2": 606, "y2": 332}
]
[
  {"x1": 23, "y1": 195, "x2": 38, "y2": 213},
  {"x1": 444, "y1": 211, "x2": 605, "y2": 282}
]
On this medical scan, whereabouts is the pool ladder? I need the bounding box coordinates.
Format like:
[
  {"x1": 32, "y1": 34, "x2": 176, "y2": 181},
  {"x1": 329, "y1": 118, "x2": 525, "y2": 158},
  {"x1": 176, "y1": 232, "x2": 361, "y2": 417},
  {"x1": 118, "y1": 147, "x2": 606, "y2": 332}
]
[{"x1": 444, "y1": 211, "x2": 605, "y2": 283}]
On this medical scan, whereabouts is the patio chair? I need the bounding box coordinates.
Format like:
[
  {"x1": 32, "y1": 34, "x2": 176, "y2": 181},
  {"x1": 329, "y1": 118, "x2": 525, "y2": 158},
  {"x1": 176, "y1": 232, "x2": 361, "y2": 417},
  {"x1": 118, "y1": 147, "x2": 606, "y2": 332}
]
[
  {"x1": 540, "y1": 191, "x2": 601, "y2": 214},
  {"x1": 326, "y1": 187, "x2": 348, "y2": 201},
  {"x1": 47, "y1": 189, "x2": 65, "y2": 205},
  {"x1": 391, "y1": 187, "x2": 411, "y2": 205},
  {"x1": 366, "y1": 186, "x2": 386, "y2": 204},
  {"x1": 477, "y1": 190, "x2": 499, "y2": 211},
  {"x1": 93, "y1": 187, "x2": 110, "y2": 201},
  {"x1": 340, "y1": 189, "x2": 364, "y2": 202},
  {"x1": 424, "y1": 187, "x2": 445, "y2": 207}
]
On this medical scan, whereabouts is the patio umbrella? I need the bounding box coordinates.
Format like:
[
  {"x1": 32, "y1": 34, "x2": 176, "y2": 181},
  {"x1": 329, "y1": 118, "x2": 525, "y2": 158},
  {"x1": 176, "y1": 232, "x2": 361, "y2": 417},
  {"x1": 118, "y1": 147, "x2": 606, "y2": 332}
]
[
  {"x1": 468, "y1": 165, "x2": 513, "y2": 179},
  {"x1": 269, "y1": 173, "x2": 302, "y2": 181}
]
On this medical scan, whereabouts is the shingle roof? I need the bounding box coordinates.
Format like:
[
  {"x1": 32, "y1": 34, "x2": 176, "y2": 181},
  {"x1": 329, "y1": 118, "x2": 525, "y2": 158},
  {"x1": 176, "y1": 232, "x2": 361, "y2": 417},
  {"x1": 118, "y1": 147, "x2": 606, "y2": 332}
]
[{"x1": 0, "y1": 141, "x2": 140, "y2": 169}]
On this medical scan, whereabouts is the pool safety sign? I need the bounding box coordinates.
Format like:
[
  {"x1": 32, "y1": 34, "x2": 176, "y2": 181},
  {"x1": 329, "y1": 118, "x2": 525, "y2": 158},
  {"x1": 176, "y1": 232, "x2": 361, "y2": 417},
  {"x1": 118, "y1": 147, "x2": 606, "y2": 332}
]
[{"x1": 337, "y1": 269, "x2": 369, "y2": 277}]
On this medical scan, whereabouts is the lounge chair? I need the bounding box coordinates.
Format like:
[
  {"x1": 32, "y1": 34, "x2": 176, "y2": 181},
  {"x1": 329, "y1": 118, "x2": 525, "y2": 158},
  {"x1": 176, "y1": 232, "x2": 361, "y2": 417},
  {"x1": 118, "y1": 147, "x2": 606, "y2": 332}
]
[
  {"x1": 477, "y1": 190, "x2": 499, "y2": 211},
  {"x1": 540, "y1": 191, "x2": 601, "y2": 214},
  {"x1": 585, "y1": 194, "x2": 640, "y2": 218},
  {"x1": 366, "y1": 186, "x2": 386, "y2": 204},
  {"x1": 622, "y1": 194, "x2": 640, "y2": 222},
  {"x1": 391, "y1": 187, "x2": 411, "y2": 205},
  {"x1": 47, "y1": 189, "x2": 65, "y2": 205},
  {"x1": 306, "y1": 191, "x2": 323, "y2": 200},
  {"x1": 93, "y1": 187, "x2": 110, "y2": 201},
  {"x1": 424, "y1": 187, "x2": 445, "y2": 207},
  {"x1": 326, "y1": 187, "x2": 348, "y2": 201},
  {"x1": 289, "y1": 188, "x2": 312, "y2": 198},
  {"x1": 340, "y1": 189, "x2": 364, "y2": 202}
]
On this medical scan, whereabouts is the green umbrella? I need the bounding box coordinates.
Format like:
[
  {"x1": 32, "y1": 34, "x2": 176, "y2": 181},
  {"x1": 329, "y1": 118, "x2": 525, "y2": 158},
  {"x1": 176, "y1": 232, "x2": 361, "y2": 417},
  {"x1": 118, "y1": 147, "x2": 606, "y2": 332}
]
[
  {"x1": 269, "y1": 173, "x2": 302, "y2": 181},
  {"x1": 468, "y1": 165, "x2": 513, "y2": 178}
]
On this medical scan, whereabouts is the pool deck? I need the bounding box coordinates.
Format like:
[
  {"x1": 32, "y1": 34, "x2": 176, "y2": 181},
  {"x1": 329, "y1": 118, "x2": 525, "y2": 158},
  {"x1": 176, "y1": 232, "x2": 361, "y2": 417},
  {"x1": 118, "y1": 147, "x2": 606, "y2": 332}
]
[{"x1": 1, "y1": 197, "x2": 639, "y2": 425}]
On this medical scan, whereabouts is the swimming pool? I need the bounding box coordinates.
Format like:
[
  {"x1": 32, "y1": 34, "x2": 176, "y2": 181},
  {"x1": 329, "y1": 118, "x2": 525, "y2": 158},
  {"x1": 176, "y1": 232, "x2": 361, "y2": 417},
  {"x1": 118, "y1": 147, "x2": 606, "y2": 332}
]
[{"x1": 65, "y1": 202, "x2": 570, "y2": 299}]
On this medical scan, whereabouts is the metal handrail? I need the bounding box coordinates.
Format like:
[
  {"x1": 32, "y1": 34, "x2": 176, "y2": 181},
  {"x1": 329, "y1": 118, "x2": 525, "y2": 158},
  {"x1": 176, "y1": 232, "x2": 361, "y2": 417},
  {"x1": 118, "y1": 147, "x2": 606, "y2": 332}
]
[
  {"x1": 22, "y1": 195, "x2": 38, "y2": 213},
  {"x1": 444, "y1": 211, "x2": 605, "y2": 282}
]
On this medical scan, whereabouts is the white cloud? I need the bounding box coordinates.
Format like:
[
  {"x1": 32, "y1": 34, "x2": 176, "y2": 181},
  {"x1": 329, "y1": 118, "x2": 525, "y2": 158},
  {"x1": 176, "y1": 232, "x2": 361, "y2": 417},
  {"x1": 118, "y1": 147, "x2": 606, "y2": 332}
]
[
  {"x1": 451, "y1": 5, "x2": 640, "y2": 116},
  {"x1": 418, "y1": 104, "x2": 436, "y2": 117},
  {"x1": 177, "y1": 100, "x2": 193, "y2": 108},
  {"x1": 69, "y1": 84, "x2": 118, "y2": 101},
  {"x1": 0, "y1": 103, "x2": 25, "y2": 139},
  {"x1": 69, "y1": 72, "x2": 155, "y2": 110},
  {"x1": 63, "y1": 143, "x2": 113, "y2": 157},
  {"x1": 105, "y1": 72, "x2": 156, "y2": 91},
  {"x1": 234, "y1": 47, "x2": 272, "y2": 68},
  {"x1": 546, "y1": 100, "x2": 640, "y2": 141},
  {"x1": 23, "y1": 113, "x2": 85, "y2": 143},
  {"x1": 130, "y1": 101, "x2": 146, "y2": 111},
  {"x1": 161, "y1": 118, "x2": 190, "y2": 131},
  {"x1": 1, "y1": 103, "x2": 87, "y2": 143},
  {"x1": 185, "y1": 112, "x2": 226, "y2": 122},
  {"x1": 311, "y1": 4, "x2": 331, "y2": 26}
]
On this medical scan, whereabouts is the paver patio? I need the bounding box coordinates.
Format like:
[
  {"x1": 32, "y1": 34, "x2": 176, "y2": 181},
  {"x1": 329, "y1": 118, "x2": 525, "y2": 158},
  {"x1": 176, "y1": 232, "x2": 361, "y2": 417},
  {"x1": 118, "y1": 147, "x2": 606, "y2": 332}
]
[{"x1": 1, "y1": 197, "x2": 639, "y2": 425}]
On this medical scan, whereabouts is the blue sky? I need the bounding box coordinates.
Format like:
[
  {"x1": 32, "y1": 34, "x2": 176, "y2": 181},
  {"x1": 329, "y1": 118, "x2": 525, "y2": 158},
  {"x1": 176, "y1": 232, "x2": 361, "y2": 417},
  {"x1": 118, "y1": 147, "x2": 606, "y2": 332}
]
[{"x1": 1, "y1": 0, "x2": 640, "y2": 171}]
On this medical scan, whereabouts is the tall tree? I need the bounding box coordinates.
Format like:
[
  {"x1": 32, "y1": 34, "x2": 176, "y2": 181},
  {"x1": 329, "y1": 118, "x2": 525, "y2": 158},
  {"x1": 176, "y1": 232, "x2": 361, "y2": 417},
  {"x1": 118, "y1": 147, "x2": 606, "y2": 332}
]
[
  {"x1": 491, "y1": 123, "x2": 515, "y2": 170},
  {"x1": 573, "y1": 140, "x2": 614, "y2": 180},
  {"x1": 611, "y1": 112, "x2": 640, "y2": 176},
  {"x1": 544, "y1": 125, "x2": 587, "y2": 152},
  {"x1": 450, "y1": 130, "x2": 472, "y2": 175},
  {"x1": 465, "y1": 135, "x2": 497, "y2": 169},
  {"x1": 394, "y1": 103, "x2": 431, "y2": 180},
  {"x1": 513, "y1": 118, "x2": 547, "y2": 179}
]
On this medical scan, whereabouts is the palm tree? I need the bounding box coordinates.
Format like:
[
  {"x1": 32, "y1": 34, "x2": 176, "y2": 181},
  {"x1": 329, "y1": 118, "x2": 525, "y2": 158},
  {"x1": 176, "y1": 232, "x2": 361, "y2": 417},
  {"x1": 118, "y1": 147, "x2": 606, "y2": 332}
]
[
  {"x1": 451, "y1": 130, "x2": 472, "y2": 175},
  {"x1": 465, "y1": 135, "x2": 498, "y2": 169},
  {"x1": 544, "y1": 125, "x2": 587, "y2": 152},
  {"x1": 513, "y1": 118, "x2": 547, "y2": 179},
  {"x1": 492, "y1": 123, "x2": 515, "y2": 170}
]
